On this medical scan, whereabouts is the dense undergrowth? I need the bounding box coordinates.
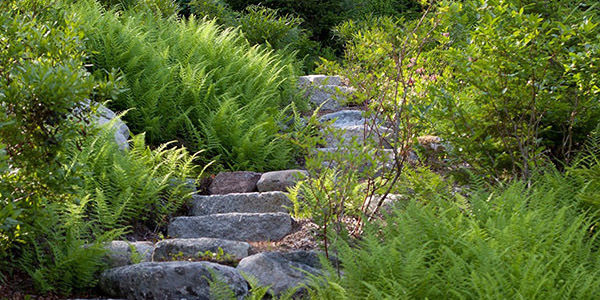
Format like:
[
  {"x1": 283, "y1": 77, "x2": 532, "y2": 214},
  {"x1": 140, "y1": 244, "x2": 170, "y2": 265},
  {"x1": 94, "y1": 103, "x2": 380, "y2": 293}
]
[
  {"x1": 76, "y1": 0, "x2": 304, "y2": 171},
  {"x1": 1, "y1": 0, "x2": 600, "y2": 298},
  {"x1": 309, "y1": 163, "x2": 600, "y2": 299}
]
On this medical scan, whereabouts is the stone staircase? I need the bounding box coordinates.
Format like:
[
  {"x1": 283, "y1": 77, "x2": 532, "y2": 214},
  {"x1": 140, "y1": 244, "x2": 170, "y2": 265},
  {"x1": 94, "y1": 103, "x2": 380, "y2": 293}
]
[
  {"x1": 93, "y1": 75, "x2": 423, "y2": 300},
  {"x1": 98, "y1": 170, "x2": 314, "y2": 300}
]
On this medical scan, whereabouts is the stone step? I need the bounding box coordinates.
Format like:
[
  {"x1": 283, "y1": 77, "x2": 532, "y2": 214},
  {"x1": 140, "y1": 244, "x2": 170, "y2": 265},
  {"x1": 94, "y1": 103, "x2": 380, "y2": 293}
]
[
  {"x1": 208, "y1": 171, "x2": 261, "y2": 195},
  {"x1": 168, "y1": 213, "x2": 293, "y2": 241},
  {"x1": 319, "y1": 109, "x2": 392, "y2": 148},
  {"x1": 319, "y1": 109, "x2": 372, "y2": 128},
  {"x1": 190, "y1": 191, "x2": 291, "y2": 216},
  {"x1": 307, "y1": 85, "x2": 354, "y2": 111},
  {"x1": 322, "y1": 124, "x2": 393, "y2": 148},
  {"x1": 100, "y1": 261, "x2": 247, "y2": 300},
  {"x1": 153, "y1": 238, "x2": 251, "y2": 261}
]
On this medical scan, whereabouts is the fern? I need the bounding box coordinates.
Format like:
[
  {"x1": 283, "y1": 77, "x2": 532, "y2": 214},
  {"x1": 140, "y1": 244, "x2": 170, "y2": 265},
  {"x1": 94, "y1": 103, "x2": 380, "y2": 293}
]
[
  {"x1": 59, "y1": 119, "x2": 199, "y2": 236},
  {"x1": 73, "y1": 0, "x2": 306, "y2": 171},
  {"x1": 309, "y1": 168, "x2": 600, "y2": 299}
]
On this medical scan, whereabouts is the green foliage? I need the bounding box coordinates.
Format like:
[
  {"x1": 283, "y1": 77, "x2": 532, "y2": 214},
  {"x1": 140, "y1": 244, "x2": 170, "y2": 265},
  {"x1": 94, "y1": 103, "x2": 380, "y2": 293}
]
[
  {"x1": 221, "y1": 0, "x2": 423, "y2": 56},
  {"x1": 0, "y1": 1, "x2": 200, "y2": 293},
  {"x1": 75, "y1": 0, "x2": 303, "y2": 171},
  {"x1": 60, "y1": 122, "x2": 198, "y2": 234},
  {"x1": 0, "y1": 0, "x2": 109, "y2": 269},
  {"x1": 342, "y1": 0, "x2": 422, "y2": 22},
  {"x1": 188, "y1": 1, "x2": 320, "y2": 72},
  {"x1": 320, "y1": 0, "x2": 600, "y2": 180},
  {"x1": 99, "y1": 0, "x2": 180, "y2": 17},
  {"x1": 189, "y1": 0, "x2": 237, "y2": 24},
  {"x1": 568, "y1": 125, "x2": 600, "y2": 221},
  {"x1": 16, "y1": 204, "x2": 117, "y2": 294},
  {"x1": 427, "y1": 0, "x2": 600, "y2": 178},
  {"x1": 309, "y1": 168, "x2": 600, "y2": 299},
  {"x1": 237, "y1": 5, "x2": 314, "y2": 55},
  {"x1": 224, "y1": 0, "x2": 343, "y2": 46}
]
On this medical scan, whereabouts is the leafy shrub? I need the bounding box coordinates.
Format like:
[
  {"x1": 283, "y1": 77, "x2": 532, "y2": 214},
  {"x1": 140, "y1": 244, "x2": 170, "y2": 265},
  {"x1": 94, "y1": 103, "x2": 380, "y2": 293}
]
[
  {"x1": 237, "y1": 6, "x2": 312, "y2": 54},
  {"x1": 342, "y1": 0, "x2": 422, "y2": 21},
  {"x1": 0, "y1": 0, "x2": 126, "y2": 293},
  {"x1": 188, "y1": 0, "x2": 238, "y2": 23},
  {"x1": 320, "y1": 0, "x2": 600, "y2": 179},
  {"x1": 223, "y1": 0, "x2": 343, "y2": 46},
  {"x1": 309, "y1": 167, "x2": 600, "y2": 299},
  {"x1": 188, "y1": 1, "x2": 320, "y2": 72},
  {"x1": 0, "y1": 0, "x2": 101, "y2": 259},
  {"x1": 427, "y1": 0, "x2": 600, "y2": 178},
  {"x1": 75, "y1": 0, "x2": 303, "y2": 171}
]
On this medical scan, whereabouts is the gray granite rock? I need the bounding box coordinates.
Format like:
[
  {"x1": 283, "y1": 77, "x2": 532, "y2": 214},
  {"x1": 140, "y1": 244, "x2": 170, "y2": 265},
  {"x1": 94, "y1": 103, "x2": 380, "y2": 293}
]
[
  {"x1": 168, "y1": 213, "x2": 293, "y2": 241},
  {"x1": 100, "y1": 261, "x2": 247, "y2": 300},
  {"x1": 256, "y1": 170, "x2": 308, "y2": 192},
  {"x1": 77, "y1": 100, "x2": 130, "y2": 150},
  {"x1": 319, "y1": 109, "x2": 367, "y2": 128},
  {"x1": 307, "y1": 85, "x2": 354, "y2": 111},
  {"x1": 237, "y1": 251, "x2": 324, "y2": 296},
  {"x1": 323, "y1": 125, "x2": 393, "y2": 148},
  {"x1": 190, "y1": 192, "x2": 291, "y2": 216},
  {"x1": 103, "y1": 241, "x2": 153, "y2": 268},
  {"x1": 298, "y1": 75, "x2": 342, "y2": 87},
  {"x1": 153, "y1": 238, "x2": 251, "y2": 261},
  {"x1": 208, "y1": 171, "x2": 261, "y2": 195}
]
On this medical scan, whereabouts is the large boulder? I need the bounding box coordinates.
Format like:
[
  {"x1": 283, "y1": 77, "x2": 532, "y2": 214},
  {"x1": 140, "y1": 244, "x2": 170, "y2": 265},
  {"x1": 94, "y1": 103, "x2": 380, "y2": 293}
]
[
  {"x1": 153, "y1": 238, "x2": 251, "y2": 261},
  {"x1": 99, "y1": 261, "x2": 248, "y2": 300},
  {"x1": 103, "y1": 241, "x2": 153, "y2": 268},
  {"x1": 168, "y1": 213, "x2": 293, "y2": 242},
  {"x1": 208, "y1": 171, "x2": 261, "y2": 195},
  {"x1": 237, "y1": 251, "x2": 324, "y2": 296},
  {"x1": 77, "y1": 100, "x2": 130, "y2": 150},
  {"x1": 190, "y1": 192, "x2": 292, "y2": 216},
  {"x1": 256, "y1": 170, "x2": 309, "y2": 192}
]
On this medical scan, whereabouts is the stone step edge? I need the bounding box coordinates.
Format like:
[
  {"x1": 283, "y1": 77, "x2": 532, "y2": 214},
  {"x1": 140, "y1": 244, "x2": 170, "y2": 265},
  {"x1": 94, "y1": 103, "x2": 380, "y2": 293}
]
[
  {"x1": 190, "y1": 191, "x2": 292, "y2": 216},
  {"x1": 168, "y1": 212, "x2": 293, "y2": 242}
]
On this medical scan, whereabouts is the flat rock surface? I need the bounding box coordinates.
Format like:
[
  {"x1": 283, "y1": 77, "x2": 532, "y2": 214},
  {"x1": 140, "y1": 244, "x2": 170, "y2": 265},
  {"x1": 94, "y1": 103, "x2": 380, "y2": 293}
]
[
  {"x1": 209, "y1": 171, "x2": 261, "y2": 195},
  {"x1": 103, "y1": 241, "x2": 153, "y2": 268},
  {"x1": 319, "y1": 110, "x2": 369, "y2": 128},
  {"x1": 190, "y1": 192, "x2": 291, "y2": 216},
  {"x1": 323, "y1": 125, "x2": 393, "y2": 148},
  {"x1": 100, "y1": 261, "x2": 247, "y2": 300},
  {"x1": 256, "y1": 170, "x2": 308, "y2": 192},
  {"x1": 237, "y1": 251, "x2": 324, "y2": 296},
  {"x1": 153, "y1": 238, "x2": 251, "y2": 261},
  {"x1": 168, "y1": 213, "x2": 293, "y2": 241}
]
